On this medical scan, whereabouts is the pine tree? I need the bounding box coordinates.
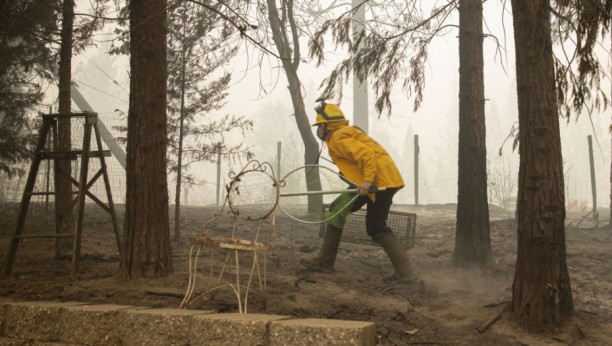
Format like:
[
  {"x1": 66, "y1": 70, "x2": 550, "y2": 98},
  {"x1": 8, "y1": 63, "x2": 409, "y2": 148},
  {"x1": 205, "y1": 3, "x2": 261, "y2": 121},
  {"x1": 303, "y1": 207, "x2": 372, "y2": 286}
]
[
  {"x1": 120, "y1": 0, "x2": 173, "y2": 278},
  {"x1": 453, "y1": 0, "x2": 492, "y2": 268},
  {"x1": 0, "y1": 1, "x2": 58, "y2": 176},
  {"x1": 510, "y1": 0, "x2": 572, "y2": 330}
]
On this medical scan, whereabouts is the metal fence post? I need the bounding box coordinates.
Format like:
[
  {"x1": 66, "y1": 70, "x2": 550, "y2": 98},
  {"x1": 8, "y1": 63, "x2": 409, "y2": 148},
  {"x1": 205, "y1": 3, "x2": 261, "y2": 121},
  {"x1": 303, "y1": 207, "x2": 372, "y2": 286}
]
[
  {"x1": 277, "y1": 141, "x2": 282, "y2": 179},
  {"x1": 414, "y1": 134, "x2": 419, "y2": 206},
  {"x1": 45, "y1": 107, "x2": 52, "y2": 212},
  {"x1": 588, "y1": 135, "x2": 598, "y2": 224},
  {"x1": 216, "y1": 152, "x2": 221, "y2": 206}
]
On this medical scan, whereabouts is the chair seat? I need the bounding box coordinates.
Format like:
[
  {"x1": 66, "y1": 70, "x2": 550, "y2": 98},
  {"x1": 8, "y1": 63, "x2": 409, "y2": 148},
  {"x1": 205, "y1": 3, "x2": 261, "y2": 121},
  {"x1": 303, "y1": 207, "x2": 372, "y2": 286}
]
[{"x1": 193, "y1": 236, "x2": 270, "y2": 251}]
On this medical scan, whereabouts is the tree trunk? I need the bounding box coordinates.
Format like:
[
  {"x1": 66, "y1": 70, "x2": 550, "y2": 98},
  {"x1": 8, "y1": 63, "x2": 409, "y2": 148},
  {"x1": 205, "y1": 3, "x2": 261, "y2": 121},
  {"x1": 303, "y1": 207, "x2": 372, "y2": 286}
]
[
  {"x1": 120, "y1": 0, "x2": 173, "y2": 278},
  {"x1": 510, "y1": 0, "x2": 573, "y2": 330},
  {"x1": 54, "y1": 0, "x2": 75, "y2": 259},
  {"x1": 266, "y1": 0, "x2": 322, "y2": 214},
  {"x1": 174, "y1": 22, "x2": 188, "y2": 241},
  {"x1": 453, "y1": 0, "x2": 492, "y2": 268},
  {"x1": 352, "y1": 0, "x2": 368, "y2": 134}
]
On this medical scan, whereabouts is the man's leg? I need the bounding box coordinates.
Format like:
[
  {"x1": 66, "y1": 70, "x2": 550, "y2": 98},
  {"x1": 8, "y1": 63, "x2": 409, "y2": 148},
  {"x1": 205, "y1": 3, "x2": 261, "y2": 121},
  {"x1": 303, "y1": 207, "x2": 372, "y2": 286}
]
[
  {"x1": 366, "y1": 189, "x2": 418, "y2": 283},
  {"x1": 300, "y1": 193, "x2": 368, "y2": 273}
]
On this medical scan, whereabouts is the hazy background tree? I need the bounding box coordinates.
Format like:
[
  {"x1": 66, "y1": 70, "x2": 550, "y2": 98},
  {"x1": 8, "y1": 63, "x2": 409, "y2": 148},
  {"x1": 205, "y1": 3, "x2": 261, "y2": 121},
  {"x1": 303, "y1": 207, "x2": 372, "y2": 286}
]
[
  {"x1": 264, "y1": 0, "x2": 323, "y2": 213},
  {"x1": 120, "y1": 0, "x2": 173, "y2": 278},
  {"x1": 166, "y1": 0, "x2": 252, "y2": 240},
  {"x1": 0, "y1": 1, "x2": 57, "y2": 176},
  {"x1": 294, "y1": 0, "x2": 417, "y2": 133}
]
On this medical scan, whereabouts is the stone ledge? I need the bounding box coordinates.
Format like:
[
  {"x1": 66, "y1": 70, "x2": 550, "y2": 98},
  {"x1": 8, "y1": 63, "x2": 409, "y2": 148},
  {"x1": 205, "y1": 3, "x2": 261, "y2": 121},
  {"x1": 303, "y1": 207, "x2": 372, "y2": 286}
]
[
  {"x1": 191, "y1": 313, "x2": 290, "y2": 346},
  {"x1": 60, "y1": 304, "x2": 135, "y2": 346},
  {"x1": 0, "y1": 301, "x2": 377, "y2": 346},
  {"x1": 269, "y1": 318, "x2": 377, "y2": 346},
  {"x1": 3, "y1": 302, "x2": 87, "y2": 342},
  {"x1": 117, "y1": 308, "x2": 215, "y2": 346},
  {"x1": 0, "y1": 337, "x2": 33, "y2": 346}
]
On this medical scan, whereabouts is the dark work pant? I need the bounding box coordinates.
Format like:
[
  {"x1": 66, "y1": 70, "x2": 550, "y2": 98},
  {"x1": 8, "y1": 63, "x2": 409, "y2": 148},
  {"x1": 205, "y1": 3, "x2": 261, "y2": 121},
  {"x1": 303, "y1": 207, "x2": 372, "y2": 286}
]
[{"x1": 349, "y1": 187, "x2": 398, "y2": 238}]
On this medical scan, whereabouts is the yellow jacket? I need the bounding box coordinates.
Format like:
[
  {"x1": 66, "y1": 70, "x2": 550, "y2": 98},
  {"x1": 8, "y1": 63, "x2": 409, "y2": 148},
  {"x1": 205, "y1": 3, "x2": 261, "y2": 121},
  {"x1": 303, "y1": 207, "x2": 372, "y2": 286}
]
[{"x1": 325, "y1": 120, "x2": 404, "y2": 201}]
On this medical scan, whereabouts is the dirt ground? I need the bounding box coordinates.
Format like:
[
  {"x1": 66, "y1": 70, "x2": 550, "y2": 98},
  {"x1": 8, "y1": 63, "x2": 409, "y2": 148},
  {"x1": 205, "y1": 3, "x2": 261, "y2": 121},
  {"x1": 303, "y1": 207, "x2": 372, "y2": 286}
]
[{"x1": 1, "y1": 201, "x2": 611, "y2": 346}]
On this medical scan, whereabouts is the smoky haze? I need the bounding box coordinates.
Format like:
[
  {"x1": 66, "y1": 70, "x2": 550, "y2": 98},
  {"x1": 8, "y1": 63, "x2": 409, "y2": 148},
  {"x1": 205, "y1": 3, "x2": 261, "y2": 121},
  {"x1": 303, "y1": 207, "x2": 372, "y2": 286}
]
[{"x1": 32, "y1": 0, "x2": 612, "y2": 212}]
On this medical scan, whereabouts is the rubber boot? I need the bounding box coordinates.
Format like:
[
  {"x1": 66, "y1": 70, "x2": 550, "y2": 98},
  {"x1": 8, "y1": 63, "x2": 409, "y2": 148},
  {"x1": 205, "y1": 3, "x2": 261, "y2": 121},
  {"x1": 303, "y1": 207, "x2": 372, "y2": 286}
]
[
  {"x1": 300, "y1": 224, "x2": 343, "y2": 273},
  {"x1": 376, "y1": 232, "x2": 418, "y2": 283}
]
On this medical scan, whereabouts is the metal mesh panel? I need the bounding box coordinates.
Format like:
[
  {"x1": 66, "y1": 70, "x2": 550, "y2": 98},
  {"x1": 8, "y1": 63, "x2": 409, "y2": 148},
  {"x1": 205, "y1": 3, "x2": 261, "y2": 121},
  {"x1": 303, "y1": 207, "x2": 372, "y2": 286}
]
[
  {"x1": 319, "y1": 205, "x2": 416, "y2": 249},
  {"x1": 0, "y1": 113, "x2": 126, "y2": 206}
]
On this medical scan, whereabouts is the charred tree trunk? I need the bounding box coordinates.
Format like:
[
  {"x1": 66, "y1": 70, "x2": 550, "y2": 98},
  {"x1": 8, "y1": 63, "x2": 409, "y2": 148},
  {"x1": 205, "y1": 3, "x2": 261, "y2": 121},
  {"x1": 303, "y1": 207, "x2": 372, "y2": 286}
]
[
  {"x1": 54, "y1": 0, "x2": 75, "y2": 259},
  {"x1": 510, "y1": 0, "x2": 573, "y2": 330},
  {"x1": 266, "y1": 0, "x2": 322, "y2": 214},
  {"x1": 120, "y1": 0, "x2": 173, "y2": 278},
  {"x1": 453, "y1": 0, "x2": 492, "y2": 268}
]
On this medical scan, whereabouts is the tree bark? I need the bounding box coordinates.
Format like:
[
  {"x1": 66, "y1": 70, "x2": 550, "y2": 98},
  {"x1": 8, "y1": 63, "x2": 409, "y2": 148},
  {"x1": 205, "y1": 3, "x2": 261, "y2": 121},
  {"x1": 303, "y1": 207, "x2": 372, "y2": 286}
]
[
  {"x1": 120, "y1": 0, "x2": 173, "y2": 278},
  {"x1": 453, "y1": 0, "x2": 492, "y2": 268},
  {"x1": 266, "y1": 0, "x2": 322, "y2": 213},
  {"x1": 510, "y1": 0, "x2": 573, "y2": 330},
  {"x1": 54, "y1": 0, "x2": 75, "y2": 259}
]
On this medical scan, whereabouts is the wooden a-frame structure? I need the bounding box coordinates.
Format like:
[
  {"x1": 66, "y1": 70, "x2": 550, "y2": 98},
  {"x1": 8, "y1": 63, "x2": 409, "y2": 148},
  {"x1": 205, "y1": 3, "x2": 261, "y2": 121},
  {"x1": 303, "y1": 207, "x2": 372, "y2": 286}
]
[{"x1": 2, "y1": 112, "x2": 122, "y2": 277}]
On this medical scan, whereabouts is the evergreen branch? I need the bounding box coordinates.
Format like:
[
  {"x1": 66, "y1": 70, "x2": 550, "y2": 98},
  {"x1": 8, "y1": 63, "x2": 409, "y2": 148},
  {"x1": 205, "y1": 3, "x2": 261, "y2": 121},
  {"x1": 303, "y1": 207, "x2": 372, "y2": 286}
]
[{"x1": 0, "y1": 8, "x2": 61, "y2": 44}]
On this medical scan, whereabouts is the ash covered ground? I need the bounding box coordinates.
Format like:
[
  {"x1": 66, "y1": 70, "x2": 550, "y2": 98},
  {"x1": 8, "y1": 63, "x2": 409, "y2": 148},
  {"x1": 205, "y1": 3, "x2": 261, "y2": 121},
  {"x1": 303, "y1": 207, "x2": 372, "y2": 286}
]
[{"x1": 1, "y1": 202, "x2": 611, "y2": 345}]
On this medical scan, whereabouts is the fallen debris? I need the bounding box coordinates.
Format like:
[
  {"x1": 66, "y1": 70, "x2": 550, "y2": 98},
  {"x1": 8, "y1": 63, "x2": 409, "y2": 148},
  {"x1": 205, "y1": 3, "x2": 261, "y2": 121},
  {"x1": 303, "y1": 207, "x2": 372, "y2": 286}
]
[
  {"x1": 144, "y1": 291, "x2": 185, "y2": 299},
  {"x1": 478, "y1": 311, "x2": 503, "y2": 333},
  {"x1": 484, "y1": 300, "x2": 510, "y2": 308},
  {"x1": 382, "y1": 286, "x2": 396, "y2": 294},
  {"x1": 552, "y1": 337, "x2": 573, "y2": 346},
  {"x1": 389, "y1": 334, "x2": 469, "y2": 345}
]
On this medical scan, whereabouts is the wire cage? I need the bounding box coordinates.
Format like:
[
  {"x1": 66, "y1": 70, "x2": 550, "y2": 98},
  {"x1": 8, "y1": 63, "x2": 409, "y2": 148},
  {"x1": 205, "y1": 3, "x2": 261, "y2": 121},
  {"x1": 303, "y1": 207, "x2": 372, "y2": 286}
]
[{"x1": 319, "y1": 205, "x2": 417, "y2": 250}]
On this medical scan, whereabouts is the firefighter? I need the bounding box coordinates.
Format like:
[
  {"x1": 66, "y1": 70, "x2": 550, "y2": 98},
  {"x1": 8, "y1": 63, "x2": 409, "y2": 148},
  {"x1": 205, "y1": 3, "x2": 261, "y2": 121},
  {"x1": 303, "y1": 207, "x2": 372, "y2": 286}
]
[{"x1": 300, "y1": 101, "x2": 418, "y2": 283}]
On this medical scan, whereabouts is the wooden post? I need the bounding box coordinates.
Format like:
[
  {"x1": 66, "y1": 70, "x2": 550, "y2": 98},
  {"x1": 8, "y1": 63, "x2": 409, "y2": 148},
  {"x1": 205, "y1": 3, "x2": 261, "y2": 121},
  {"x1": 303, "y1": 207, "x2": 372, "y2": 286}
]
[
  {"x1": 588, "y1": 135, "x2": 598, "y2": 224},
  {"x1": 216, "y1": 151, "x2": 221, "y2": 206},
  {"x1": 3, "y1": 118, "x2": 51, "y2": 277},
  {"x1": 72, "y1": 113, "x2": 94, "y2": 275},
  {"x1": 277, "y1": 141, "x2": 282, "y2": 179},
  {"x1": 414, "y1": 134, "x2": 419, "y2": 206},
  {"x1": 92, "y1": 118, "x2": 122, "y2": 255}
]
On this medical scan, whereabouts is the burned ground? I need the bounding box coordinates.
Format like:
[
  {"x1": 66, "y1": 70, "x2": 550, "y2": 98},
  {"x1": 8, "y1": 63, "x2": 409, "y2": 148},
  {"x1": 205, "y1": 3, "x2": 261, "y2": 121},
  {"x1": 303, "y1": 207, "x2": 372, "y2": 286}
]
[{"x1": 1, "y1": 202, "x2": 611, "y2": 345}]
